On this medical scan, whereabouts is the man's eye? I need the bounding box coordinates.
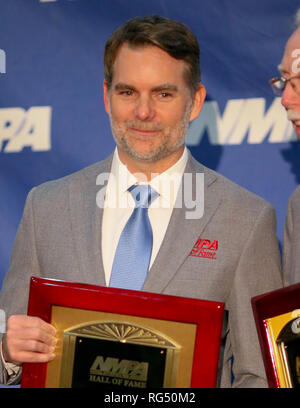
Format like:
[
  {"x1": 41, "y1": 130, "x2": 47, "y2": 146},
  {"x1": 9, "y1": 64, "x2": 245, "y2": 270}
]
[
  {"x1": 120, "y1": 90, "x2": 133, "y2": 96},
  {"x1": 159, "y1": 92, "x2": 172, "y2": 98}
]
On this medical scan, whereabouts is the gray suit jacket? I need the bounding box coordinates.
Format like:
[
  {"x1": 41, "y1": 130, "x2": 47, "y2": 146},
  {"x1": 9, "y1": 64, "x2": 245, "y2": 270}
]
[
  {"x1": 0, "y1": 152, "x2": 282, "y2": 387},
  {"x1": 282, "y1": 185, "x2": 300, "y2": 286}
]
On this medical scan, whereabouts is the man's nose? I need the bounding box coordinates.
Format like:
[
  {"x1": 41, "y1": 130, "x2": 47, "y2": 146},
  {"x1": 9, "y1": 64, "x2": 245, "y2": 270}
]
[
  {"x1": 134, "y1": 96, "x2": 155, "y2": 121},
  {"x1": 281, "y1": 81, "x2": 298, "y2": 110}
]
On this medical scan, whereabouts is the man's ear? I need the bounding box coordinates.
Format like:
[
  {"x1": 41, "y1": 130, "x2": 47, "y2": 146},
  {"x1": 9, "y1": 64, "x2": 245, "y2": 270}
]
[
  {"x1": 189, "y1": 84, "x2": 206, "y2": 122},
  {"x1": 103, "y1": 80, "x2": 110, "y2": 114}
]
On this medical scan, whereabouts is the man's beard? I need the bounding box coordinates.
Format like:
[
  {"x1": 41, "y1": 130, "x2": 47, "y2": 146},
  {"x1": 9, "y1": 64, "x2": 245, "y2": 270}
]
[{"x1": 109, "y1": 102, "x2": 193, "y2": 163}]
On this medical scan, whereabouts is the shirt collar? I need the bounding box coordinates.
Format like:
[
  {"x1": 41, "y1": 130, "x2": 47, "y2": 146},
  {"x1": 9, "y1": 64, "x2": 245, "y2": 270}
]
[{"x1": 110, "y1": 147, "x2": 188, "y2": 207}]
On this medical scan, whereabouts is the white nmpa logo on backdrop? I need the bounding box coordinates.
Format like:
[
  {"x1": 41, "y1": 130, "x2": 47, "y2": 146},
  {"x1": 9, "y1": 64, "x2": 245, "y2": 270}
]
[
  {"x1": 187, "y1": 97, "x2": 296, "y2": 146},
  {"x1": 0, "y1": 107, "x2": 52, "y2": 153},
  {"x1": 0, "y1": 49, "x2": 6, "y2": 74}
]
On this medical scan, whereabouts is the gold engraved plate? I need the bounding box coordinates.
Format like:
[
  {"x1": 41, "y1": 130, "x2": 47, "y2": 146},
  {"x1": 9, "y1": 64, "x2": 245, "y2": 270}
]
[
  {"x1": 265, "y1": 309, "x2": 300, "y2": 388},
  {"x1": 60, "y1": 322, "x2": 179, "y2": 388},
  {"x1": 46, "y1": 306, "x2": 197, "y2": 388}
]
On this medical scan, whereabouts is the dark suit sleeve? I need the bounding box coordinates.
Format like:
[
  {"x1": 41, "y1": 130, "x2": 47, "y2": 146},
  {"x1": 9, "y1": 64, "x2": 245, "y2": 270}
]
[
  {"x1": 282, "y1": 196, "x2": 293, "y2": 287},
  {"x1": 0, "y1": 188, "x2": 41, "y2": 385},
  {"x1": 221, "y1": 204, "x2": 283, "y2": 388}
]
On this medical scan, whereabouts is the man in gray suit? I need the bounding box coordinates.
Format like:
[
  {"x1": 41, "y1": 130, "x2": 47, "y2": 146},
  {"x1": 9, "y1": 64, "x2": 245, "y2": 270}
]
[
  {"x1": 271, "y1": 12, "x2": 300, "y2": 285},
  {"x1": 0, "y1": 15, "x2": 282, "y2": 387}
]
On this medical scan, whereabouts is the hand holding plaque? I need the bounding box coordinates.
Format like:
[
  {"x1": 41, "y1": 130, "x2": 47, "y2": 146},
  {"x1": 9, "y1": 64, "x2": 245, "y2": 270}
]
[{"x1": 2, "y1": 315, "x2": 56, "y2": 365}]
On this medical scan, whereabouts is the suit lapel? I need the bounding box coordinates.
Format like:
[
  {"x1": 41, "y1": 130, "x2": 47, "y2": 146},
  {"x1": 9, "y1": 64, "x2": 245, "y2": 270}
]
[
  {"x1": 143, "y1": 155, "x2": 222, "y2": 293},
  {"x1": 68, "y1": 156, "x2": 113, "y2": 286},
  {"x1": 68, "y1": 152, "x2": 222, "y2": 292}
]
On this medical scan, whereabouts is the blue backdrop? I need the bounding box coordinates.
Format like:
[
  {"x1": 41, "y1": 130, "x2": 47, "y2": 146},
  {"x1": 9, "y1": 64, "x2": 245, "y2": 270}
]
[{"x1": 1, "y1": 0, "x2": 299, "y2": 288}]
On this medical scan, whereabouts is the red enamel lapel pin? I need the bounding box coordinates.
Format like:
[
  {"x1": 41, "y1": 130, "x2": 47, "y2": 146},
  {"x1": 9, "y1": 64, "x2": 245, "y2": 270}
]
[{"x1": 189, "y1": 238, "x2": 218, "y2": 260}]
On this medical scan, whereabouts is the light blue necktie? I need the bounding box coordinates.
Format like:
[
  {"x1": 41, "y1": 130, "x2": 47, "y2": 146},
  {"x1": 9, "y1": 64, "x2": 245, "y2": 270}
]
[{"x1": 109, "y1": 185, "x2": 159, "y2": 290}]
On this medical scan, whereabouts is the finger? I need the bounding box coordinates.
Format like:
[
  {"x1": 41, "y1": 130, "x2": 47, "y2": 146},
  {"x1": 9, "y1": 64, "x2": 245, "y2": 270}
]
[
  {"x1": 2, "y1": 334, "x2": 56, "y2": 365},
  {"x1": 7, "y1": 315, "x2": 56, "y2": 337},
  {"x1": 5, "y1": 324, "x2": 57, "y2": 350},
  {"x1": 10, "y1": 338, "x2": 56, "y2": 354},
  {"x1": 10, "y1": 326, "x2": 57, "y2": 347},
  {"x1": 4, "y1": 335, "x2": 56, "y2": 360},
  {"x1": 28, "y1": 317, "x2": 56, "y2": 337},
  {"x1": 8, "y1": 350, "x2": 56, "y2": 364}
]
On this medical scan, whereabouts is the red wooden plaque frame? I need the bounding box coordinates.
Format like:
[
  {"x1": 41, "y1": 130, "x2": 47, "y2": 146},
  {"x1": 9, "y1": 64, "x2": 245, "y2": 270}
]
[
  {"x1": 21, "y1": 276, "x2": 224, "y2": 388},
  {"x1": 251, "y1": 283, "x2": 300, "y2": 388}
]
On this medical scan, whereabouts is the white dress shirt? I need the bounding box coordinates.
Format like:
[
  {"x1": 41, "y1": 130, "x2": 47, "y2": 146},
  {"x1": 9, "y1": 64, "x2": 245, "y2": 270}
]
[{"x1": 102, "y1": 147, "x2": 188, "y2": 286}]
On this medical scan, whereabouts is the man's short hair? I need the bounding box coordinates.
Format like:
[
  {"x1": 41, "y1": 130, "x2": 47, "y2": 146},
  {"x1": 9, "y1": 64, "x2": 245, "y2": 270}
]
[{"x1": 104, "y1": 15, "x2": 201, "y2": 95}]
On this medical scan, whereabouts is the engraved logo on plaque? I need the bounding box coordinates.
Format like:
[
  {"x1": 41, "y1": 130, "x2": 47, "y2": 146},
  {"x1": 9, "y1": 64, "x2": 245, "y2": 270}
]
[
  {"x1": 59, "y1": 322, "x2": 180, "y2": 388},
  {"x1": 89, "y1": 356, "x2": 149, "y2": 387}
]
